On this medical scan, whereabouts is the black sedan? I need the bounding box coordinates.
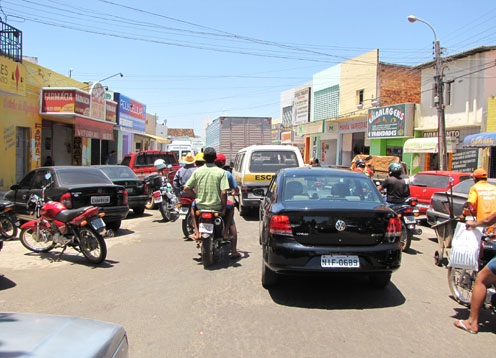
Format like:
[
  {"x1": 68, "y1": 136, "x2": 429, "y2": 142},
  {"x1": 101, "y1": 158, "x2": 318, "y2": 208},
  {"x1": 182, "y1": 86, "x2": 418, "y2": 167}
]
[
  {"x1": 4, "y1": 166, "x2": 129, "y2": 232},
  {"x1": 94, "y1": 165, "x2": 148, "y2": 216},
  {"x1": 426, "y1": 178, "x2": 496, "y2": 225},
  {"x1": 258, "y1": 167, "x2": 402, "y2": 288}
]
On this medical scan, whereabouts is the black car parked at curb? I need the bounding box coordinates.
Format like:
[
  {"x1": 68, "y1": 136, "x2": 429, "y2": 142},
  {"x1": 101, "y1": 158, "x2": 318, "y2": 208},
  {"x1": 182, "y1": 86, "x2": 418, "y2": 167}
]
[
  {"x1": 4, "y1": 166, "x2": 129, "y2": 232},
  {"x1": 94, "y1": 165, "x2": 148, "y2": 216},
  {"x1": 258, "y1": 167, "x2": 402, "y2": 289}
]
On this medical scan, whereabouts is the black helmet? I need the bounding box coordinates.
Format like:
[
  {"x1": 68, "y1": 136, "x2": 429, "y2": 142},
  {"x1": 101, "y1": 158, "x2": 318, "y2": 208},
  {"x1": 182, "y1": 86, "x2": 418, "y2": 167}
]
[
  {"x1": 389, "y1": 162, "x2": 402, "y2": 177},
  {"x1": 355, "y1": 158, "x2": 366, "y2": 168}
]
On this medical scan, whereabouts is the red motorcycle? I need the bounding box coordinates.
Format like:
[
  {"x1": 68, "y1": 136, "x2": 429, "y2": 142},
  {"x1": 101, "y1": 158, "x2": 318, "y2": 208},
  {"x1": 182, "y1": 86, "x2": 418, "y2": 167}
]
[{"x1": 19, "y1": 174, "x2": 107, "y2": 264}]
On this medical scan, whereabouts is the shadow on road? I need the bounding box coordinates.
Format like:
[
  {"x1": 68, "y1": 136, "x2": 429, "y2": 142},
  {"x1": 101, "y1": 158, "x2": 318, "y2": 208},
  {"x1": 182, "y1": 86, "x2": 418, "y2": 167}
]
[
  {"x1": 23, "y1": 251, "x2": 118, "y2": 268},
  {"x1": 451, "y1": 306, "x2": 496, "y2": 334},
  {"x1": 268, "y1": 274, "x2": 405, "y2": 310},
  {"x1": 0, "y1": 275, "x2": 16, "y2": 291}
]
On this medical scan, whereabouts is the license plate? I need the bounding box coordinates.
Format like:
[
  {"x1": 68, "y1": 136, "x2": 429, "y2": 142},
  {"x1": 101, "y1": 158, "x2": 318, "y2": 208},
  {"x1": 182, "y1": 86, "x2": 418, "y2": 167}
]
[
  {"x1": 321, "y1": 255, "x2": 360, "y2": 268},
  {"x1": 126, "y1": 188, "x2": 134, "y2": 194},
  {"x1": 91, "y1": 196, "x2": 110, "y2": 204},
  {"x1": 199, "y1": 223, "x2": 213, "y2": 234},
  {"x1": 153, "y1": 191, "x2": 163, "y2": 203},
  {"x1": 179, "y1": 207, "x2": 189, "y2": 215},
  {"x1": 90, "y1": 217, "x2": 105, "y2": 230},
  {"x1": 404, "y1": 216, "x2": 416, "y2": 224}
]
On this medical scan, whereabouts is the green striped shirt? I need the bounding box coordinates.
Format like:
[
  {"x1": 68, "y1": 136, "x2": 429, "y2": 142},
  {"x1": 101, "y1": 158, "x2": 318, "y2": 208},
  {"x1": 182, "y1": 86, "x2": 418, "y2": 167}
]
[{"x1": 185, "y1": 163, "x2": 229, "y2": 211}]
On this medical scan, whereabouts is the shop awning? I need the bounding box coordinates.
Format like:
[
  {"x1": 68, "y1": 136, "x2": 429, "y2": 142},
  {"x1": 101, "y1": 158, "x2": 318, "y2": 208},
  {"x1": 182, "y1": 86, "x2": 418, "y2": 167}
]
[
  {"x1": 462, "y1": 132, "x2": 496, "y2": 147},
  {"x1": 144, "y1": 133, "x2": 171, "y2": 144},
  {"x1": 403, "y1": 137, "x2": 457, "y2": 153},
  {"x1": 75, "y1": 116, "x2": 114, "y2": 140}
]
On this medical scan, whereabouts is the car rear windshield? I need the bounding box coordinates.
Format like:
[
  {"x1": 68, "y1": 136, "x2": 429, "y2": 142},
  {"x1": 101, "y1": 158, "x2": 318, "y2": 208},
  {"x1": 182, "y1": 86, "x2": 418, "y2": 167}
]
[
  {"x1": 411, "y1": 174, "x2": 450, "y2": 189},
  {"x1": 249, "y1": 151, "x2": 299, "y2": 173},
  {"x1": 56, "y1": 168, "x2": 113, "y2": 186},
  {"x1": 98, "y1": 166, "x2": 138, "y2": 180},
  {"x1": 283, "y1": 174, "x2": 383, "y2": 204}
]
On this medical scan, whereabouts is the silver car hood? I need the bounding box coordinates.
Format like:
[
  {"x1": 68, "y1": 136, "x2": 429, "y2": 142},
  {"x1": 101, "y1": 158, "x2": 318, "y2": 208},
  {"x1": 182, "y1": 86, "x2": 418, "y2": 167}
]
[{"x1": 0, "y1": 312, "x2": 128, "y2": 357}]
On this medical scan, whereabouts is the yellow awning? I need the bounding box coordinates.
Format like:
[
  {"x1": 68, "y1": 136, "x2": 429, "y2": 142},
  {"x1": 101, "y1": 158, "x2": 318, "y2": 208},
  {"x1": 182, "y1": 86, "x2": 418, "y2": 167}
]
[{"x1": 142, "y1": 133, "x2": 171, "y2": 144}]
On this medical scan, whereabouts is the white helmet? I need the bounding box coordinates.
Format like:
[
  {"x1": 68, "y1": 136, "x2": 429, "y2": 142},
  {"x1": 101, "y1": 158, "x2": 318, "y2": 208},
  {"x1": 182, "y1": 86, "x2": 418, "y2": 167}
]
[{"x1": 154, "y1": 159, "x2": 166, "y2": 171}]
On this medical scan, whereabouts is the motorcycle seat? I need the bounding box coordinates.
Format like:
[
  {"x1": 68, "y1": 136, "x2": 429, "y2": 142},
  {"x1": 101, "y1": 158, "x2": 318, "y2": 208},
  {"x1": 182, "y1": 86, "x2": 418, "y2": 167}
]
[
  {"x1": 55, "y1": 206, "x2": 94, "y2": 223},
  {"x1": 0, "y1": 199, "x2": 14, "y2": 210}
]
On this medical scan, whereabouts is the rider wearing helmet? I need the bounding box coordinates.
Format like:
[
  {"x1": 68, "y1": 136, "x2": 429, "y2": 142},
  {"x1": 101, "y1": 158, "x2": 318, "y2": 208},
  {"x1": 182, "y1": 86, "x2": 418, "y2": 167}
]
[
  {"x1": 377, "y1": 162, "x2": 410, "y2": 203},
  {"x1": 353, "y1": 158, "x2": 372, "y2": 177},
  {"x1": 462, "y1": 168, "x2": 496, "y2": 233},
  {"x1": 195, "y1": 152, "x2": 206, "y2": 167}
]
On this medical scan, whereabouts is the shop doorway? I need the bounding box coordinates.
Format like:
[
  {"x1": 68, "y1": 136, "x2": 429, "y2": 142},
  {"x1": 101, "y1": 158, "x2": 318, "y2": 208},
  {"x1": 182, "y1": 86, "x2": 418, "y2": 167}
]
[{"x1": 16, "y1": 127, "x2": 29, "y2": 183}]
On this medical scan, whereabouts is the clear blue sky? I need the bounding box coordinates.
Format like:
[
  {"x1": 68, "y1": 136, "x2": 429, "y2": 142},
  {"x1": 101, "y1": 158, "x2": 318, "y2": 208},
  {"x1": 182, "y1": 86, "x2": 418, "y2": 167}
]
[{"x1": 5, "y1": 0, "x2": 496, "y2": 136}]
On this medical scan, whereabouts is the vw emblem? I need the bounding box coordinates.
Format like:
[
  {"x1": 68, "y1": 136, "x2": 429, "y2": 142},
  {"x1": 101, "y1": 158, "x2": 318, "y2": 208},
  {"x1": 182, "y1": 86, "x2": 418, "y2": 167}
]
[{"x1": 335, "y1": 220, "x2": 346, "y2": 231}]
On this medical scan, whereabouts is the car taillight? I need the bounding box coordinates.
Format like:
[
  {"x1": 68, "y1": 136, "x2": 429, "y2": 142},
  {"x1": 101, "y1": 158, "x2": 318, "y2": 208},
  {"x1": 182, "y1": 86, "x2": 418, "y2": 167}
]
[
  {"x1": 269, "y1": 215, "x2": 293, "y2": 236},
  {"x1": 385, "y1": 217, "x2": 401, "y2": 242},
  {"x1": 123, "y1": 190, "x2": 128, "y2": 205},
  {"x1": 410, "y1": 200, "x2": 417, "y2": 206},
  {"x1": 144, "y1": 183, "x2": 149, "y2": 194},
  {"x1": 403, "y1": 208, "x2": 413, "y2": 214},
  {"x1": 60, "y1": 193, "x2": 72, "y2": 209}
]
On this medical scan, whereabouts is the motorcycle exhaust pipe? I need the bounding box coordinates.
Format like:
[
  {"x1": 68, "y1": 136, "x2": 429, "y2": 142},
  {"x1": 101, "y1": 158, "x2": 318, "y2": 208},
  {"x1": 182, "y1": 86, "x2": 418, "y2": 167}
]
[{"x1": 214, "y1": 217, "x2": 222, "y2": 226}]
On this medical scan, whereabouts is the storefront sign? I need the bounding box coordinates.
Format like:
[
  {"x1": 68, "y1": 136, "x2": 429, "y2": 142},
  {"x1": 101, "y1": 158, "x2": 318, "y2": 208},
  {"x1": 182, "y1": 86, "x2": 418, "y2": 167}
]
[
  {"x1": 294, "y1": 87, "x2": 311, "y2": 125},
  {"x1": 423, "y1": 130, "x2": 460, "y2": 144},
  {"x1": 75, "y1": 117, "x2": 114, "y2": 140},
  {"x1": 339, "y1": 119, "x2": 367, "y2": 134},
  {"x1": 75, "y1": 91, "x2": 90, "y2": 116},
  {"x1": 451, "y1": 149, "x2": 478, "y2": 173},
  {"x1": 90, "y1": 82, "x2": 106, "y2": 121},
  {"x1": 41, "y1": 89, "x2": 76, "y2": 113},
  {"x1": 0, "y1": 57, "x2": 25, "y2": 96},
  {"x1": 105, "y1": 100, "x2": 117, "y2": 123},
  {"x1": 297, "y1": 120, "x2": 323, "y2": 136},
  {"x1": 368, "y1": 104, "x2": 407, "y2": 138},
  {"x1": 115, "y1": 93, "x2": 146, "y2": 133}
]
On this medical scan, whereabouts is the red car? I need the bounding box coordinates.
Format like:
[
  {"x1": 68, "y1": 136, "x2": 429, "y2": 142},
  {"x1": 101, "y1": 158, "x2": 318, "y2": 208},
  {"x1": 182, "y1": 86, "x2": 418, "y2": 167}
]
[{"x1": 409, "y1": 171, "x2": 472, "y2": 214}]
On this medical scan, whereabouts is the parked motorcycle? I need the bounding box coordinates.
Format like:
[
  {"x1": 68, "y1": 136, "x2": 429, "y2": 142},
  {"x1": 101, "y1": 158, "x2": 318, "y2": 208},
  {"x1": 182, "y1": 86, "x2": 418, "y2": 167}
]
[
  {"x1": 196, "y1": 209, "x2": 230, "y2": 268},
  {"x1": 144, "y1": 170, "x2": 179, "y2": 222},
  {"x1": 178, "y1": 196, "x2": 194, "y2": 238},
  {"x1": 19, "y1": 173, "x2": 107, "y2": 264},
  {"x1": 388, "y1": 197, "x2": 422, "y2": 252},
  {"x1": 0, "y1": 199, "x2": 20, "y2": 239},
  {"x1": 448, "y1": 228, "x2": 496, "y2": 312}
]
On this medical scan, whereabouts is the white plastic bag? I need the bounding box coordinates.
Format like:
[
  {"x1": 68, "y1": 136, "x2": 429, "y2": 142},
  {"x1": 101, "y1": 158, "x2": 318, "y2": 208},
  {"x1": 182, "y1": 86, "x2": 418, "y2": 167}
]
[{"x1": 448, "y1": 225, "x2": 481, "y2": 271}]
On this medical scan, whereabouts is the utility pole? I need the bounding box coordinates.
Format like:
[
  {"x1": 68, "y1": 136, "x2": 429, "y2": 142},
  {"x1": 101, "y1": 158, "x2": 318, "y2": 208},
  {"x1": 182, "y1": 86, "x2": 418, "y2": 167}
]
[{"x1": 408, "y1": 15, "x2": 448, "y2": 170}]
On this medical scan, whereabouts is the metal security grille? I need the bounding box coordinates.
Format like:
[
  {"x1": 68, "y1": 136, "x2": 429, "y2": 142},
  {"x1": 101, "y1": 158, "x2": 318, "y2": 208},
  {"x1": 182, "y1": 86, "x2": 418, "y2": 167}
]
[
  {"x1": 0, "y1": 20, "x2": 22, "y2": 63},
  {"x1": 314, "y1": 85, "x2": 339, "y2": 122},
  {"x1": 282, "y1": 106, "x2": 293, "y2": 127}
]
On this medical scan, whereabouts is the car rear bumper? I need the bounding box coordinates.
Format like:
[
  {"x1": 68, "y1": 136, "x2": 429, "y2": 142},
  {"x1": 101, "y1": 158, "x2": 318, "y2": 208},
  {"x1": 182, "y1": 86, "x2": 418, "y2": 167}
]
[
  {"x1": 264, "y1": 239, "x2": 401, "y2": 274},
  {"x1": 127, "y1": 194, "x2": 148, "y2": 209},
  {"x1": 100, "y1": 205, "x2": 129, "y2": 220}
]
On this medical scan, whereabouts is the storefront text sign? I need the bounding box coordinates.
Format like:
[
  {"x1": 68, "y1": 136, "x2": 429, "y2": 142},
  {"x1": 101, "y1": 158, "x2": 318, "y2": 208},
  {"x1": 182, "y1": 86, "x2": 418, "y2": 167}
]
[
  {"x1": 0, "y1": 57, "x2": 25, "y2": 96},
  {"x1": 339, "y1": 119, "x2": 367, "y2": 134},
  {"x1": 75, "y1": 92, "x2": 90, "y2": 116},
  {"x1": 42, "y1": 89, "x2": 76, "y2": 113},
  {"x1": 105, "y1": 101, "x2": 117, "y2": 123},
  {"x1": 368, "y1": 104, "x2": 407, "y2": 138},
  {"x1": 115, "y1": 93, "x2": 146, "y2": 133},
  {"x1": 294, "y1": 87, "x2": 311, "y2": 125},
  {"x1": 297, "y1": 120, "x2": 323, "y2": 136}
]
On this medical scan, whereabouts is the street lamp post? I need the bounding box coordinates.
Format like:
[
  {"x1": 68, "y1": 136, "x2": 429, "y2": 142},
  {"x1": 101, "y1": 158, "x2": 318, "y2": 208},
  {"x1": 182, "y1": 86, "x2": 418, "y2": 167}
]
[{"x1": 408, "y1": 15, "x2": 447, "y2": 170}]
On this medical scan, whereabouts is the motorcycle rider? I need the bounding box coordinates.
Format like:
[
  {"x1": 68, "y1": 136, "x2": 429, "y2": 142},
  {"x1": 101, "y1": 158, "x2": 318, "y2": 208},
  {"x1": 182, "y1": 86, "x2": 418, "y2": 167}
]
[
  {"x1": 377, "y1": 162, "x2": 410, "y2": 203},
  {"x1": 195, "y1": 152, "x2": 206, "y2": 167},
  {"x1": 353, "y1": 158, "x2": 372, "y2": 177},
  {"x1": 183, "y1": 147, "x2": 230, "y2": 241},
  {"x1": 214, "y1": 153, "x2": 241, "y2": 259},
  {"x1": 454, "y1": 211, "x2": 496, "y2": 334},
  {"x1": 173, "y1": 152, "x2": 197, "y2": 198},
  {"x1": 461, "y1": 168, "x2": 496, "y2": 233}
]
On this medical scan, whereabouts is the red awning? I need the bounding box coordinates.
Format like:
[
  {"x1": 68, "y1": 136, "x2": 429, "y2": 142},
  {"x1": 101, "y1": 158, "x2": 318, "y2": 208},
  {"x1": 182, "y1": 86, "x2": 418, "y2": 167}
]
[{"x1": 75, "y1": 116, "x2": 114, "y2": 140}]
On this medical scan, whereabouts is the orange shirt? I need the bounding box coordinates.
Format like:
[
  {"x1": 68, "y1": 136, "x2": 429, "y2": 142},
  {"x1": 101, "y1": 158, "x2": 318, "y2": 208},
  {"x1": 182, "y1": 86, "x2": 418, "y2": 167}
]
[{"x1": 465, "y1": 181, "x2": 496, "y2": 227}]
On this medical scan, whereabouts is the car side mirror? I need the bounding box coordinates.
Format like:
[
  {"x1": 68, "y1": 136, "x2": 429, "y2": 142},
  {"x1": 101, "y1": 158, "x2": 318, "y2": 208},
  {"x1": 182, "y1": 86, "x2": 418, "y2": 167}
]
[{"x1": 10, "y1": 184, "x2": 19, "y2": 191}]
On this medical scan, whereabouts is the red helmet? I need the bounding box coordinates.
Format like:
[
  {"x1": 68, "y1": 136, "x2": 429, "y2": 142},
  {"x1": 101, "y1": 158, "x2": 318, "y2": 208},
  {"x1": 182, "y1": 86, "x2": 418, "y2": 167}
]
[{"x1": 215, "y1": 153, "x2": 226, "y2": 167}]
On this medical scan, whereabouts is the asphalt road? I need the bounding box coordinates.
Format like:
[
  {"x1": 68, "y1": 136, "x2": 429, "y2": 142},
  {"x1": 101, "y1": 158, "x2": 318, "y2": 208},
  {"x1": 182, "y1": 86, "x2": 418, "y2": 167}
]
[{"x1": 1, "y1": 209, "x2": 495, "y2": 357}]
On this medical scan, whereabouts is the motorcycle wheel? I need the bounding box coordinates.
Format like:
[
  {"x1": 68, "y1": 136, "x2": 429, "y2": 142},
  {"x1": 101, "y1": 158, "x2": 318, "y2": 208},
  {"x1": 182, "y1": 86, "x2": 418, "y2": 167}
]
[
  {"x1": 400, "y1": 222, "x2": 412, "y2": 252},
  {"x1": 78, "y1": 226, "x2": 107, "y2": 264},
  {"x1": 159, "y1": 201, "x2": 171, "y2": 222},
  {"x1": 201, "y1": 236, "x2": 214, "y2": 268},
  {"x1": 0, "y1": 215, "x2": 17, "y2": 239},
  {"x1": 448, "y1": 267, "x2": 474, "y2": 306},
  {"x1": 19, "y1": 227, "x2": 56, "y2": 253},
  {"x1": 182, "y1": 212, "x2": 195, "y2": 238}
]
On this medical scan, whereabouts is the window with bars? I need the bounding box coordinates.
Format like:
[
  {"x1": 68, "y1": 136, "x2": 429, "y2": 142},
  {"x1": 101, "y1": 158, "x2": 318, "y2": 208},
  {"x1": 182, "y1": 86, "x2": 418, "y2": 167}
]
[
  {"x1": 314, "y1": 85, "x2": 339, "y2": 122},
  {"x1": 0, "y1": 21, "x2": 22, "y2": 63}
]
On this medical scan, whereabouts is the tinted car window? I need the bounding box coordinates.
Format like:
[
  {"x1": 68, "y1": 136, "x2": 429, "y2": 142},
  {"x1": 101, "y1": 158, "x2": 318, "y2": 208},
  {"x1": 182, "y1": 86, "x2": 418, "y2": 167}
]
[
  {"x1": 19, "y1": 171, "x2": 35, "y2": 188},
  {"x1": 56, "y1": 168, "x2": 113, "y2": 186},
  {"x1": 250, "y1": 151, "x2": 298, "y2": 173},
  {"x1": 121, "y1": 156, "x2": 131, "y2": 167},
  {"x1": 411, "y1": 174, "x2": 449, "y2": 189},
  {"x1": 98, "y1": 166, "x2": 138, "y2": 180},
  {"x1": 32, "y1": 169, "x2": 49, "y2": 189}
]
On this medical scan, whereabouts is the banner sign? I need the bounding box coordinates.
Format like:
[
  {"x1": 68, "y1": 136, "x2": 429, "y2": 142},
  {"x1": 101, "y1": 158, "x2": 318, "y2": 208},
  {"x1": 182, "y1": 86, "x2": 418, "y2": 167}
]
[
  {"x1": 339, "y1": 119, "x2": 367, "y2": 134},
  {"x1": 90, "y1": 82, "x2": 106, "y2": 121},
  {"x1": 294, "y1": 87, "x2": 311, "y2": 125},
  {"x1": 75, "y1": 117, "x2": 113, "y2": 140},
  {"x1": 75, "y1": 91, "x2": 90, "y2": 116},
  {"x1": 105, "y1": 100, "x2": 117, "y2": 123},
  {"x1": 42, "y1": 89, "x2": 76, "y2": 113},
  {"x1": 451, "y1": 148, "x2": 479, "y2": 173},
  {"x1": 115, "y1": 93, "x2": 146, "y2": 133},
  {"x1": 368, "y1": 104, "x2": 407, "y2": 138}
]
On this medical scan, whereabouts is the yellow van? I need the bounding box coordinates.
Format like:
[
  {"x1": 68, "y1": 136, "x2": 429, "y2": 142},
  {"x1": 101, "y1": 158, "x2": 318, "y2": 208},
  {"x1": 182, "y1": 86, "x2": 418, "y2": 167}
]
[{"x1": 232, "y1": 145, "x2": 304, "y2": 215}]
